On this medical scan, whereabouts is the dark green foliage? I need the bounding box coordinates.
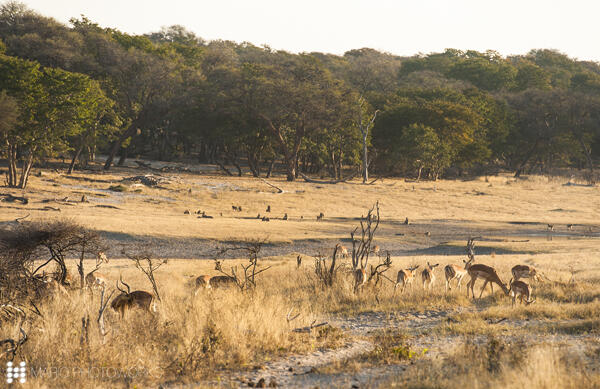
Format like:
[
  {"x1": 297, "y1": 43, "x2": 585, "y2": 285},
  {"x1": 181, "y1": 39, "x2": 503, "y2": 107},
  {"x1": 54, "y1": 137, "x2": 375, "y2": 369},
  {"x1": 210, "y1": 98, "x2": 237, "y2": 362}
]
[{"x1": 0, "y1": 2, "x2": 598, "y2": 183}]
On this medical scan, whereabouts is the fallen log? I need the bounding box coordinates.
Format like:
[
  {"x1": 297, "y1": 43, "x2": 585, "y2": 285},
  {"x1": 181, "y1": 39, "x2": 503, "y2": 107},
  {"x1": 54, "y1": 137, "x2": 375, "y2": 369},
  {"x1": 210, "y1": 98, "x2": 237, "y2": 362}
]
[
  {"x1": 292, "y1": 321, "x2": 328, "y2": 333},
  {"x1": 258, "y1": 177, "x2": 284, "y2": 193},
  {"x1": 0, "y1": 193, "x2": 28, "y2": 204}
]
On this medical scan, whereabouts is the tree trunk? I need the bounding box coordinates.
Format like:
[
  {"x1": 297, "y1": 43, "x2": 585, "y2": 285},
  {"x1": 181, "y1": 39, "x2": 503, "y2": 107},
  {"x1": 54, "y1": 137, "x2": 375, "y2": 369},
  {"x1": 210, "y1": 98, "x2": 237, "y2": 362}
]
[
  {"x1": 514, "y1": 140, "x2": 540, "y2": 178},
  {"x1": 260, "y1": 114, "x2": 303, "y2": 181},
  {"x1": 216, "y1": 160, "x2": 234, "y2": 176},
  {"x1": 577, "y1": 136, "x2": 595, "y2": 183},
  {"x1": 68, "y1": 142, "x2": 85, "y2": 175},
  {"x1": 362, "y1": 134, "x2": 368, "y2": 183},
  {"x1": 266, "y1": 159, "x2": 275, "y2": 178},
  {"x1": 104, "y1": 124, "x2": 138, "y2": 170},
  {"x1": 18, "y1": 152, "x2": 34, "y2": 189},
  {"x1": 6, "y1": 141, "x2": 18, "y2": 187},
  {"x1": 117, "y1": 145, "x2": 130, "y2": 166}
]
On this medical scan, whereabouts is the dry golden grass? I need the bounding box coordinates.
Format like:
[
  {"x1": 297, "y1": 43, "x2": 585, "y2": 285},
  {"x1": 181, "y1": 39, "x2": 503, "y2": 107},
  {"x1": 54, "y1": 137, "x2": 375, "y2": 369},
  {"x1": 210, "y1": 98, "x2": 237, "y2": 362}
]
[{"x1": 1, "y1": 166, "x2": 599, "y2": 387}]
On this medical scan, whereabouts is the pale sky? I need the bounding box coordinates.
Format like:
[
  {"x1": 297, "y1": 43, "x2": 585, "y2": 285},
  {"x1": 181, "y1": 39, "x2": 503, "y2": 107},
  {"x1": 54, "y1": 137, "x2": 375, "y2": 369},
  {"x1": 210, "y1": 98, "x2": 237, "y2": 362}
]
[{"x1": 15, "y1": 0, "x2": 600, "y2": 61}]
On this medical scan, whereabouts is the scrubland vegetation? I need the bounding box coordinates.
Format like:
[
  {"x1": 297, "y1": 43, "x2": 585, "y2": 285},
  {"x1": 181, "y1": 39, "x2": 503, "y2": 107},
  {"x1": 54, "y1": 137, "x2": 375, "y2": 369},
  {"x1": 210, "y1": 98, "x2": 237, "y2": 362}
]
[
  {"x1": 0, "y1": 167, "x2": 598, "y2": 388},
  {"x1": 1, "y1": 1, "x2": 600, "y2": 387}
]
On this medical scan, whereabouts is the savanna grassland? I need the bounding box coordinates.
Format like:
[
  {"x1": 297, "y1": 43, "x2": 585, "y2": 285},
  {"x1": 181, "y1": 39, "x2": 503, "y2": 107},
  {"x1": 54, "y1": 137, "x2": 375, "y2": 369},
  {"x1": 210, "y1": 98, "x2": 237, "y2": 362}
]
[{"x1": 1, "y1": 162, "x2": 600, "y2": 388}]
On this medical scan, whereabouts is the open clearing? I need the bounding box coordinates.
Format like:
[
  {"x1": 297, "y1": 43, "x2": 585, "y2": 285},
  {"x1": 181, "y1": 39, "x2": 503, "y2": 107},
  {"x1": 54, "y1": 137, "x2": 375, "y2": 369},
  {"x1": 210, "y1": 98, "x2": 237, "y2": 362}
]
[{"x1": 1, "y1": 164, "x2": 599, "y2": 388}]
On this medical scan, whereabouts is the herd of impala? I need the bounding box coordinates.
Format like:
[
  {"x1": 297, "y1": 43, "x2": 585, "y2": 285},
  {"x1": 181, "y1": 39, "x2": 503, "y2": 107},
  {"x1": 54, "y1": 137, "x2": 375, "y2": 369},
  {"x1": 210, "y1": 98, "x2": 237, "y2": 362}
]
[
  {"x1": 352, "y1": 238, "x2": 538, "y2": 306},
  {"x1": 71, "y1": 237, "x2": 538, "y2": 319}
]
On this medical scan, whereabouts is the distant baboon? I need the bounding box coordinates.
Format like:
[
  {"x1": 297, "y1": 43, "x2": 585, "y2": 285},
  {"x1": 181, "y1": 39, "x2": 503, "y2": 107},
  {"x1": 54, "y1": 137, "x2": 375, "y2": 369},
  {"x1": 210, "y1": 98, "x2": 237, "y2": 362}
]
[
  {"x1": 184, "y1": 210, "x2": 190, "y2": 214},
  {"x1": 266, "y1": 205, "x2": 271, "y2": 212},
  {"x1": 567, "y1": 224, "x2": 573, "y2": 231},
  {"x1": 547, "y1": 224, "x2": 554, "y2": 231},
  {"x1": 316, "y1": 212, "x2": 324, "y2": 221},
  {"x1": 424, "y1": 231, "x2": 431, "y2": 237},
  {"x1": 404, "y1": 217, "x2": 409, "y2": 225},
  {"x1": 283, "y1": 213, "x2": 288, "y2": 220},
  {"x1": 257, "y1": 213, "x2": 261, "y2": 219},
  {"x1": 296, "y1": 255, "x2": 302, "y2": 268},
  {"x1": 261, "y1": 217, "x2": 270, "y2": 222}
]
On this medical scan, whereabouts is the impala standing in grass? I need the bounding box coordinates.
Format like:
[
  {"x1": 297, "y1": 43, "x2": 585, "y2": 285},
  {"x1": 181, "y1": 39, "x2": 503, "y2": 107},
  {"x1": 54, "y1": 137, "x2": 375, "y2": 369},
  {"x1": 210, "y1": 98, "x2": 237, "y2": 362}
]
[{"x1": 395, "y1": 265, "x2": 419, "y2": 293}]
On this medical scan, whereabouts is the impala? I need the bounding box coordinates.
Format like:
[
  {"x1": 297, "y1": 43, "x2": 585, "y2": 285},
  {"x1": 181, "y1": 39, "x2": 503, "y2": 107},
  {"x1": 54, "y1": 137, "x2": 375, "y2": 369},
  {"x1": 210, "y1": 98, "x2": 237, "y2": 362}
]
[
  {"x1": 421, "y1": 262, "x2": 439, "y2": 290},
  {"x1": 394, "y1": 265, "x2": 419, "y2": 293},
  {"x1": 371, "y1": 245, "x2": 380, "y2": 257},
  {"x1": 85, "y1": 269, "x2": 108, "y2": 290},
  {"x1": 444, "y1": 262, "x2": 468, "y2": 292},
  {"x1": 85, "y1": 251, "x2": 109, "y2": 290},
  {"x1": 207, "y1": 275, "x2": 237, "y2": 289},
  {"x1": 508, "y1": 279, "x2": 535, "y2": 306},
  {"x1": 193, "y1": 275, "x2": 212, "y2": 295},
  {"x1": 339, "y1": 245, "x2": 349, "y2": 259},
  {"x1": 465, "y1": 262, "x2": 509, "y2": 299},
  {"x1": 353, "y1": 268, "x2": 367, "y2": 293},
  {"x1": 111, "y1": 277, "x2": 155, "y2": 318},
  {"x1": 511, "y1": 265, "x2": 543, "y2": 282}
]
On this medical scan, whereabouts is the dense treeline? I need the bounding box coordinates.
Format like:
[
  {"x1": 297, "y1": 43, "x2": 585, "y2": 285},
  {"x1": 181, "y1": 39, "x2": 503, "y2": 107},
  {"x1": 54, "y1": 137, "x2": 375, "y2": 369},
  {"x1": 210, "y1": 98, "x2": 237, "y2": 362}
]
[{"x1": 0, "y1": 1, "x2": 599, "y2": 188}]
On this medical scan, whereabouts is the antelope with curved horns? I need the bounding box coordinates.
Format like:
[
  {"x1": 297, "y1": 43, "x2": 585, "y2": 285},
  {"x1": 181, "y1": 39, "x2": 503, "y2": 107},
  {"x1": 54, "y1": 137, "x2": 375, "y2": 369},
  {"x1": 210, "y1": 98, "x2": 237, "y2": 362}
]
[
  {"x1": 111, "y1": 276, "x2": 155, "y2": 318},
  {"x1": 395, "y1": 265, "x2": 419, "y2": 293},
  {"x1": 421, "y1": 262, "x2": 439, "y2": 290}
]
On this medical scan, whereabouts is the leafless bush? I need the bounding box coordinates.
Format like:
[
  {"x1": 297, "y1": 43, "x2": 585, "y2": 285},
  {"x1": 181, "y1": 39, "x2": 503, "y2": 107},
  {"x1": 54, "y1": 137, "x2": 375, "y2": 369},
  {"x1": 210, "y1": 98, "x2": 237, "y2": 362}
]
[
  {"x1": 123, "y1": 250, "x2": 167, "y2": 301},
  {"x1": 351, "y1": 202, "x2": 380, "y2": 271},
  {"x1": 213, "y1": 239, "x2": 272, "y2": 291},
  {"x1": 0, "y1": 220, "x2": 104, "y2": 312},
  {"x1": 314, "y1": 244, "x2": 346, "y2": 287}
]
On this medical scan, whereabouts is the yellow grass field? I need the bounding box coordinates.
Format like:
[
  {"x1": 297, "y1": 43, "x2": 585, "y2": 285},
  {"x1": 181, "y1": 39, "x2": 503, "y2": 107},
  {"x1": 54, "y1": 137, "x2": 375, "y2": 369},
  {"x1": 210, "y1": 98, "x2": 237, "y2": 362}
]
[{"x1": 1, "y1": 163, "x2": 599, "y2": 388}]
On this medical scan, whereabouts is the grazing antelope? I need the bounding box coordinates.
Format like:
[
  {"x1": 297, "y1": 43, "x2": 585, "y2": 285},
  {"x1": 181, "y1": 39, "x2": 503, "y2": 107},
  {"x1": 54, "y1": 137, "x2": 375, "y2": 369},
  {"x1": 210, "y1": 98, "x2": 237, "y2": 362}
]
[
  {"x1": 111, "y1": 277, "x2": 155, "y2": 318},
  {"x1": 353, "y1": 268, "x2": 367, "y2": 293},
  {"x1": 463, "y1": 237, "x2": 509, "y2": 299},
  {"x1": 394, "y1": 265, "x2": 419, "y2": 293},
  {"x1": 511, "y1": 265, "x2": 543, "y2": 282},
  {"x1": 207, "y1": 275, "x2": 237, "y2": 289},
  {"x1": 508, "y1": 279, "x2": 535, "y2": 306},
  {"x1": 466, "y1": 263, "x2": 509, "y2": 299},
  {"x1": 444, "y1": 262, "x2": 468, "y2": 292},
  {"x1": 194, "y1": 275, "x2": 212, "y2": 292},
  {"x1": 421, "y1": 262, "x2": 439, "y2": 290}
]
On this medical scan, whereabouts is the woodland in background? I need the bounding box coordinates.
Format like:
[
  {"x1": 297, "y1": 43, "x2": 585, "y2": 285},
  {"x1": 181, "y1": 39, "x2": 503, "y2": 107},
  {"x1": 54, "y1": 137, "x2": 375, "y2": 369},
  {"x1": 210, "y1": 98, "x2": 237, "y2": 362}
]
[{"x1": 0, "y1": 1, "x2": 599, "y2": 188}]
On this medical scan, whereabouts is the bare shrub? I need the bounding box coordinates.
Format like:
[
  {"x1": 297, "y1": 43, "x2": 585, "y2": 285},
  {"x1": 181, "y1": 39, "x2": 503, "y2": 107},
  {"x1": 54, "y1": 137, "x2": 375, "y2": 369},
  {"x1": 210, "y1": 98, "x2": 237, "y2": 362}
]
[
  {"x1": 213, "y1": 239, "x2": 272, "y2": 290},
  {"x1": 0, "y1": 220, "x2": 104, "y2": 314}
]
